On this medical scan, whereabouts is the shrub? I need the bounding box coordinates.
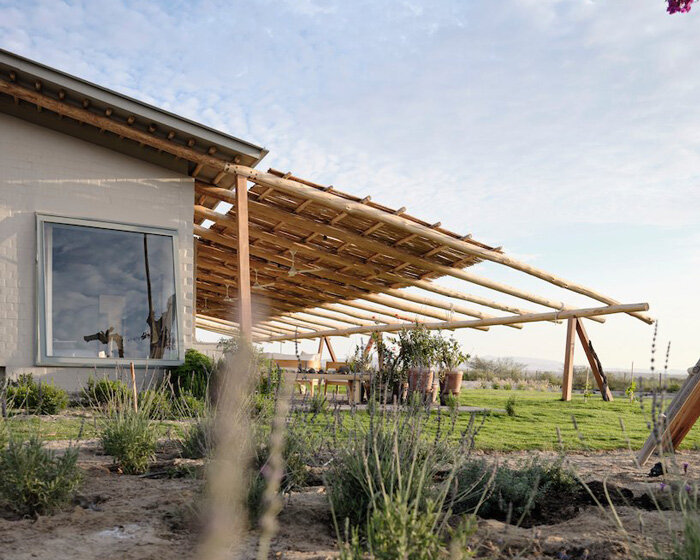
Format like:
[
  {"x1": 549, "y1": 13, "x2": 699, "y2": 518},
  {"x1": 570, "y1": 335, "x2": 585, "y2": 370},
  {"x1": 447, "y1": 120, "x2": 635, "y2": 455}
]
[
  {"x1": 168, "y1": 349, "x2": 213, "y2": 400},
  {"x1": 0, "y1": 435, "x2": 81, "y2": 516},
  {"x1": 101, "y1": 408, "x2": 157, "y2": 474},
  {"x1": 173, "y1": 393, "x2": 207, "y2": 418},
  {"x1": 334, "y1": 408, "x2": 476, "y2": 559},
  {"x1": 505, "y1": 396, "x2": 517, "y2": 417},
  {"x1": 247, "y1": 470, "x2": 267, "y2": 525},
  {"x1": 327, "y1": 411, "x2": 446, "y2": 528},
  {"x1": 453, "y1": 458, "x2": 578, "y2": 523},
  {"x1": 81, "y1": 377, "x2": 129, "y2": 407},
  {"x1": 673, "y1": 515, "x2": 700, "y2": 560},
  {"x1": 7, "y1": 374, "x2": 68, "y2": 415},
  {"x1": 308, "y1": 392, "x2": 327, "y2": 414},
  {"x1": 138, "y1": 389, "x2": 172, "y2": 419},
  {"x1": 257, "y1": 360, "x2": 282, "y2": 396},
  {"x1": 179, "y1": 416, "x2": 215, "y2": 459},
  {"x1": 340, "y1": 494, "x2": 476, "y2": 560},
  {"x1": 251, "y1": 393, "x2": 275, "y2": 419},
  {"x1": 466, "y1": 357, "x2": 527, "y2": 382},
  {"x1": 444, "y1": 393, "x2": 459, "y2": 412}
]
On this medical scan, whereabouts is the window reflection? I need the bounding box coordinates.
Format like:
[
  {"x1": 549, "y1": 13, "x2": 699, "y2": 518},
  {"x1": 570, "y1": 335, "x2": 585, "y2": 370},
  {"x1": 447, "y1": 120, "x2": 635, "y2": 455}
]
[{"x1": 44, "y1": 222, "x2": 178, "y2": 360}]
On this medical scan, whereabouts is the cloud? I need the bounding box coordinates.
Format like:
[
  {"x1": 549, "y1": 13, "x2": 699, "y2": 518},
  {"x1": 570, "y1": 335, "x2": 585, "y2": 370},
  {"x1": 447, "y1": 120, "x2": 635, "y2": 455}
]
[{"x1": 2, "y1": 0, "x2": 700, "y2": 366}]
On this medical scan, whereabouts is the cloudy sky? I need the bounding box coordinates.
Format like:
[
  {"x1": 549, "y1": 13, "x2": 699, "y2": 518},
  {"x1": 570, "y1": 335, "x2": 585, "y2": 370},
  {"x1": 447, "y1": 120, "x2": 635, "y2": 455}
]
[{"x1": 2, "y1": 0, "x2": 699, "y2": 371}]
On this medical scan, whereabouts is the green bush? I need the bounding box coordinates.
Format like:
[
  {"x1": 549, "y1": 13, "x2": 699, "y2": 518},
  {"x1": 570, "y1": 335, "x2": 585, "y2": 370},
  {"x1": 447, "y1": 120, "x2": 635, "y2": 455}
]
[
  {"x1": 505, "y1": 396, "x2": 517, "y2": 417},
  {"x1": 173, "y1": 393, "x2": 207, "y2": 418},
  {"x1": 258, "y1": 360, "x2": 282, "y2": 396},
  {"x1": 327, "y1": 412, "x2": 446, "y2": 528},
  {"x1": 308, "y1": 392, "x2": 327, "y2": 414},
  {"x1": 101, "y1": 408, "x2": 157, "y2": 474},
  {"x1": 0, "y1": 435, "x2": 81, "y2": 516},
  {"x1": 247, "y1": 470, "x2": 267, "y2": 526},
  {"x1": 673, "y1": 515, "x2": 700, "y2": 560},
  {"x1": 340, "y1": 494, "x2": 476, "y2": 560},
  {"x1": 334, "y1": 405, "x2": 476, "y2": 559},
  {"x1": 138, "y1": 389, "x2": 172, "y2": 419},
  {"x1": 453, "y1": 457, "x2": 578, "y2": 523},
  {"x1": 81, "y1": 377, "x2": 129, "y2": 407},
  {"x1": 179, "y1": 416, "x2": 215, "y2": 459},
  {"x1": 7, "y1": 374, "x2": 68, "y2": 415},
  {"x1": 253, "y1": 393, "x2": 275, "y2": 419},
  {"x1": 168, "y1": 349, "x2": 213, "y2": 400}
]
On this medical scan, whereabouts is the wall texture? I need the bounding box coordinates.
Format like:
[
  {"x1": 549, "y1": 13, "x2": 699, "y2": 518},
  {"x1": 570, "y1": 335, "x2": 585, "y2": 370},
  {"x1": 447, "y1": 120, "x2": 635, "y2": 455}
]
[{"x1": 0, "y1": 112, "x2": 194, "y2": 391}]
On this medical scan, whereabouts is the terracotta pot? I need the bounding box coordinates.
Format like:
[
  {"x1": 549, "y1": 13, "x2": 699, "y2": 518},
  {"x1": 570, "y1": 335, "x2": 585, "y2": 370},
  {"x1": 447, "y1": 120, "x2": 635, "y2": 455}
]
[
  {"x1": 445, "y1": 370, "x2": 463, "y2": 395},
  {"x1": 408, "y1": 367, "x2": 434, "y2": 393}
]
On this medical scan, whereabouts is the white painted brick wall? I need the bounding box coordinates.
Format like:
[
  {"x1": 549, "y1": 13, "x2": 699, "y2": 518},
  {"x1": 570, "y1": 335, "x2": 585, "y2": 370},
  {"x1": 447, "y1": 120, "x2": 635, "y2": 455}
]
[{"x1": 0, "y1": 112, "x2": 194, "y2": 391}]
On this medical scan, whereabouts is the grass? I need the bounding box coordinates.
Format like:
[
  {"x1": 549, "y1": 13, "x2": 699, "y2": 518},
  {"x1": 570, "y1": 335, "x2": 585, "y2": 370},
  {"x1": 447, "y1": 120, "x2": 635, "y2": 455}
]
[
  {"x1": 3, "y1": 412, "x2": 187, "y2": 442},
  {"x1": 5, "y1": 388, "x2": 700, "y2": 453},
  {"x1": 456, "y1": 389, "x2": 700, "y2": 451}
]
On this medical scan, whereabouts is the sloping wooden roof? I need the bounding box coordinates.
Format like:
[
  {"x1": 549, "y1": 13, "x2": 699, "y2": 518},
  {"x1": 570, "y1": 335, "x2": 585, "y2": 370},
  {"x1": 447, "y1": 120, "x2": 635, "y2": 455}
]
[{"x1": 192, "y1": 167, "x2": 653, "y2": 342}]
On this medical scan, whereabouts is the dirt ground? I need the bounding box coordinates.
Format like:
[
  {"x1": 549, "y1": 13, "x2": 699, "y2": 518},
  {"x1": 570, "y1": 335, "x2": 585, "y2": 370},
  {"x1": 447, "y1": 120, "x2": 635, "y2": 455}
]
[{"x1": 0, "y1": 444, "x2": 696, "y2": 560}]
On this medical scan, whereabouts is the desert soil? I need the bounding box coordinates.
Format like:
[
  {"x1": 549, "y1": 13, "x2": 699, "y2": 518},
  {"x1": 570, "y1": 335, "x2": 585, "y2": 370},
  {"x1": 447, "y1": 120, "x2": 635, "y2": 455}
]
[{"x1": 0, "y1": 443, "x2": 696, "y2": 559}]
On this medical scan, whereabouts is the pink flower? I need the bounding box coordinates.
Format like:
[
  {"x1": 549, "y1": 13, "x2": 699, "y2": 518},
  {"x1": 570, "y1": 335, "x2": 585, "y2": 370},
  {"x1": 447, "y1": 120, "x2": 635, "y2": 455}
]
[{"x1": 667, "y1": 0, "x2": 694, "y2": 14}]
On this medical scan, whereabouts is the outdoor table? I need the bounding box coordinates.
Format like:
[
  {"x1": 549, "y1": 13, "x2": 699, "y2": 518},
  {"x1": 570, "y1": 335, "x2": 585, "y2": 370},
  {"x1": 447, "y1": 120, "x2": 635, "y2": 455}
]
[{"x1": 285, "y1": 372, "x2": 371, "y2": 404}]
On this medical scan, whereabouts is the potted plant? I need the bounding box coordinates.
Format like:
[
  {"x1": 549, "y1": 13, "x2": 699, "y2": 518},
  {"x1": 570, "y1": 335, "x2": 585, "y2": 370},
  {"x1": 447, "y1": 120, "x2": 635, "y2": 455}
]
[
  {"x1": 398, "y1": 326, "x2": 439, "y2": 401},
  {"x1": 437, "y1": 336, "x2": 469, "y2": 405},
  {"x1": 372, "y1": 334, "x2": 406, "y2": 403}
]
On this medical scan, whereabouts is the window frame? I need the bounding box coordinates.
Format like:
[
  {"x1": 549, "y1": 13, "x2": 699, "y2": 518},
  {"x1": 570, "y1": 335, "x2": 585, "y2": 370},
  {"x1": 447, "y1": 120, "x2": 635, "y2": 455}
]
[{"x1": 35, "y1": 213, "x2": 185, "y2": 367}]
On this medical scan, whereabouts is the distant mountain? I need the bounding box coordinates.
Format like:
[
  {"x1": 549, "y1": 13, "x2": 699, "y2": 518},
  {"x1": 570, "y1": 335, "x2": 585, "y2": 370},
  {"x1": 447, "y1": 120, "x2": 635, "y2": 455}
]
[{"x1": 481, "y1": 355, "x2": 688, "y2": 377}]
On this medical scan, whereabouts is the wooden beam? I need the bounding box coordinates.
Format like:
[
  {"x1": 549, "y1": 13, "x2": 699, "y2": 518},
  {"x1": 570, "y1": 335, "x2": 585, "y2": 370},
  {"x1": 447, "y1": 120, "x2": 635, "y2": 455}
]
[
  {"x1": 561, "y1": 318, "x2": 576, "y2": 402},
  {"x1": 638, "y1": 366, "x2": 700, "y2": 465},
  {"x1": 381, "y1": 288, "x2": 522, "y2": 329},
  {"x1": 225, "y1": 167, "x2": 654, "y2": 325},
  {"x1": 255, "y1": 303, "x2": 649, "y2": 343},
  {"x1": 234, "y1": 174, "x2": 252, "y2": 340},
  {"x1": 410, "y1": 279, "x2": 559, "y2": 323},
  {"x1": 195, "y1": 187, "x2": 606, "y2": 323},
  {"x1": 324, "y1": 337, "x2": 338, "y2": 362},
  {"x1": 196, "y1": 224, "x2": 485, "y2": 329},
  {"x1": 575, "y1": 319, "x2": 613, "y2": 401}
]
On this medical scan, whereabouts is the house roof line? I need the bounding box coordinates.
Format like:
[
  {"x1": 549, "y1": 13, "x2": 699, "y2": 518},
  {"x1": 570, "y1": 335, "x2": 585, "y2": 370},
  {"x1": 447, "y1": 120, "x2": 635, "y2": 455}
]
[{"x1": 0, "y1": 48, "x2": 268, "y2": 167}]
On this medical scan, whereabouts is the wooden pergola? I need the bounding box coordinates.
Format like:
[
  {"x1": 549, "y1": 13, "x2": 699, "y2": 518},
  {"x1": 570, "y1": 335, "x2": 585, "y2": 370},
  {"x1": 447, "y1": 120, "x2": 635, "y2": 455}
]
[
  {"x1": 0, "y1": 66, "x2": 652, "y2": 402},
  {"x1": 190, "y1": 165, "x2": 651, "y2": 340}
]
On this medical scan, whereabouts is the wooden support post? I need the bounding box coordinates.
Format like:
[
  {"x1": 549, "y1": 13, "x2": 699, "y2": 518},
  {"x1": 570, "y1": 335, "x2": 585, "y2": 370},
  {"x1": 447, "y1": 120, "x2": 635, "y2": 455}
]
[
  {"x1": 364, "y1": 336, "x2": 374, "y2": 357},
  {"x1": 561, "y1": 318, "x2": 576, "y2": 401},
  {"x1": 130, "y1": 362, "x2": 138, "y2": 413},
  {"x1": 324, "y1": 337, "x2": 337, "y2": 362},
  {"x1": 235, "y1": 174, "x2": 252, "y2": 341},
  {"x1": 638, "y1": 359, "x2": 700, "y2": 465},
  {"x1": 575, "y1": 319, "x2": 613, "y2": 401},
  {"x1": 317, "y1": 337, "x2": 324, "y2": 356}
]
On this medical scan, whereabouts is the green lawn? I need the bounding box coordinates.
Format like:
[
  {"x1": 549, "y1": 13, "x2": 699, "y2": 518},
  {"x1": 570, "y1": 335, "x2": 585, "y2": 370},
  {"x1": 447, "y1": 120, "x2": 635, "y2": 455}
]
[
  {"x1": 3, "y1": 412, "x2": 188, "y2": 442},
  {"x1": 2, "y1": 389, "x2": 696, "y2": 453},
  {"x1": 455, "y1": 389, "x2": 698, "y2": 452}
]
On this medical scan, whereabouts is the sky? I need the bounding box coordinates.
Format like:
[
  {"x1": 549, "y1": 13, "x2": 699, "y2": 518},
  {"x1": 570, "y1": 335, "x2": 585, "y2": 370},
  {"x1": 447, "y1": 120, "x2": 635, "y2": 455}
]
[{"x1": 2, "y1": 0, "x2": 699, "y2": 372}]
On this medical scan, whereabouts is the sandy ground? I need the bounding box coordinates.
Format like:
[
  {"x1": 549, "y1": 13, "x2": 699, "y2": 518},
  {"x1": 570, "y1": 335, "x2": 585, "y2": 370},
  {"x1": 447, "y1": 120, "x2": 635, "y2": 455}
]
[{"x1": 0, "y1": 444, "x2": 697, "y2": 559}]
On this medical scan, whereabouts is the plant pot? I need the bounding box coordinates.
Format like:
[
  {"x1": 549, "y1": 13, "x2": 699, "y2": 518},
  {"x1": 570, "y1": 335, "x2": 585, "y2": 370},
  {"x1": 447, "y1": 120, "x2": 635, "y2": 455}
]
[
  {"x1": 445, "y1": 370, "x2": 463, "y2": 395},
  {"x1": 408, "y1": 367, "x2": 434, "y2": 394},
  {"x1": 390, "y1": 381, "x2": 409, "y2": 403}
]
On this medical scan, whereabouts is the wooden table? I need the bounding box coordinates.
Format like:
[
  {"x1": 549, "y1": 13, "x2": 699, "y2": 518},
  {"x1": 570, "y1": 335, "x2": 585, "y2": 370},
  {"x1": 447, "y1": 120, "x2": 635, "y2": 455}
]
[{"x1": 285, "y1": 372, "x2": 371, "y2": 404}]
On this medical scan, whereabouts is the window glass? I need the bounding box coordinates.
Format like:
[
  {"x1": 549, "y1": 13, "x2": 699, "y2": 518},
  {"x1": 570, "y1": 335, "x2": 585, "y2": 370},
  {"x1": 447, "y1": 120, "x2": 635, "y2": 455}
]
[{"x1": 43, "y1": 221, "x2": 179, "y2": 361}]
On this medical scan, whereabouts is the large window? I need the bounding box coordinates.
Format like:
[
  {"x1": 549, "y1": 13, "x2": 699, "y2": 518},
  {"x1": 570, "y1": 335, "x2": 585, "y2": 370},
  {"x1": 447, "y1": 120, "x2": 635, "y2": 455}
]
[{"x1": 37, "y1": 215, "x2": 182, "y2": 365}]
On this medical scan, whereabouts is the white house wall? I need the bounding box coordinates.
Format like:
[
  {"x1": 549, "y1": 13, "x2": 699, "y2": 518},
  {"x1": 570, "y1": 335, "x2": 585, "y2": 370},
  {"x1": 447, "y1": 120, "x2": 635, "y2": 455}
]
[{"x1": 0, "y1": 112, "x2": 194, "y2": 391}]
